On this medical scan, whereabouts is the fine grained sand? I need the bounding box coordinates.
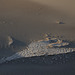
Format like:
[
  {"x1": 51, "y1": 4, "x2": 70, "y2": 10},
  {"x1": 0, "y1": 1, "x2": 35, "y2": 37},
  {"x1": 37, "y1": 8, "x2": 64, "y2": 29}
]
[
  {"x1": 0, "y1": 0, "x2": 75, "y2": 75},
  {"x1": 0, "y1": 0, "x2": 75, "y2": 42}
]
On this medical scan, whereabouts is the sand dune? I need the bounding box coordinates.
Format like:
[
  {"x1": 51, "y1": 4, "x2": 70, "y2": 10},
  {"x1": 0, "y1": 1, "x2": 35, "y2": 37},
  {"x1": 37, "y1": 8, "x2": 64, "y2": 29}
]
[
  {"x1": 31, "y1": 0, "x2": 75, "y2": 16},
  {"x1": 0, "y1": 0, "x2": 75, "y2": 75},
  {"x1": 0, "y1": 0, "x2": 75, "y2": 42}
]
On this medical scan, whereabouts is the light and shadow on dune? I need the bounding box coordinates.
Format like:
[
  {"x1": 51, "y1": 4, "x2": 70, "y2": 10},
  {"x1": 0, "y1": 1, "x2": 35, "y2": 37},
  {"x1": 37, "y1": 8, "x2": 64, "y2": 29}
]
[
  {"x1": 0, "y1": 0, "x2": 75, "y2": 59},
  {"x1": 0, "y1": 0, "x2": 75, "y2": 75},
  {"x1": 0, "y1": 0, "x2": 75, "y2": 42},
  {"x1": 0, "y1": 37, "x2": 75, "y2": 64},
  {"x1": 0, "y1": 36, "x2": 27, "y2": 58}
]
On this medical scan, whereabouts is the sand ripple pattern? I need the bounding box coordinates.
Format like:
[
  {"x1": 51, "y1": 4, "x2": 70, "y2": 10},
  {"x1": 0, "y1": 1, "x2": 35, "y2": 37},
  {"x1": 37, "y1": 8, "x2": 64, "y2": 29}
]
[{"x1": 0, "y1": 41, "x2": 75, "y2": 64}]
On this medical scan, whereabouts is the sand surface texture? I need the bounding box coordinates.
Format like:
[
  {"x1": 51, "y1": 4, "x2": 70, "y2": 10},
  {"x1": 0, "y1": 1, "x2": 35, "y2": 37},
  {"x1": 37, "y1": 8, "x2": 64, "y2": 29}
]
[{"x1": 0, "y1": 0, "x2": 75, "y2": 75}]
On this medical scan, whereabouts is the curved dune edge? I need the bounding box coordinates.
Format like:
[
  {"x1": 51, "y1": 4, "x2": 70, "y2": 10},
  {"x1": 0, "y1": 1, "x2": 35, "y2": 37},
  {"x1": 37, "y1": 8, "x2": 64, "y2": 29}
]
[{"x1": 0, "y1": 40, "x2": 75, "y2": 64}]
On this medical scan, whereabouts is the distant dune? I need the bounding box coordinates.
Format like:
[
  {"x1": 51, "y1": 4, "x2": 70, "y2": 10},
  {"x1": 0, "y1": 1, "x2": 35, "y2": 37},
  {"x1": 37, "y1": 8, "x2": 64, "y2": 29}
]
[
  {"x1": 31, "y1": 0, "x2": 75, "y2": 16},
  {"x1": 0, "y1": 0, "x2": 75, "y2": 43}
]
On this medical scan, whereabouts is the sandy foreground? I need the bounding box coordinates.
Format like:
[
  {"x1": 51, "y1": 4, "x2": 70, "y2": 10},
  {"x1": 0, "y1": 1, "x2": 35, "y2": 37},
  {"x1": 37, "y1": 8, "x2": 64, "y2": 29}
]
[
  {"x1": 0, "y1": 52, "x2": 75, "y2": 75},
  {"x1": 0, "y1": 0, "x2": 75, "y2": 75}
]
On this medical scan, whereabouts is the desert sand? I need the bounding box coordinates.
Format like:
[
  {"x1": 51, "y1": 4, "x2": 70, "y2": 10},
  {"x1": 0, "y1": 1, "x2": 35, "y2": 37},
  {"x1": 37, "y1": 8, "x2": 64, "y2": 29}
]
[
  {"x1": 0, "y1": 0, "x2": 75, "y2": 41},
  {"x1": 0, "y1": 0, "x2": 75, "y2": 75}
]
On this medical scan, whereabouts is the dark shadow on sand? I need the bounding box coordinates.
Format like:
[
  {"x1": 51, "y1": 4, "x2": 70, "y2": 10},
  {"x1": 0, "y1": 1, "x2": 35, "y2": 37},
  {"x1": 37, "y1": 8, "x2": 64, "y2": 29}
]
[
  {"x1": 62, "y1": 40, "x2": 75, "y2": 48},
  {"x1": 0, "y1": 36, "x2": 27, "y2": 58},
  {"x1": 0, "y1": 51, "x2": 75, "y2": 65}
]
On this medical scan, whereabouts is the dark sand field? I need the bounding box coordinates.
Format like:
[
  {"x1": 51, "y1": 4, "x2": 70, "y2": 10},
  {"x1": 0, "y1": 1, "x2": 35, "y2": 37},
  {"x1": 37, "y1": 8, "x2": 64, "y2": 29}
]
[
  {"x1": 0, "y1": 0, "x2": 75, "y2": 75},
  {"x1": 0, "y1": 52, "x2": 75, "y2": 75}
]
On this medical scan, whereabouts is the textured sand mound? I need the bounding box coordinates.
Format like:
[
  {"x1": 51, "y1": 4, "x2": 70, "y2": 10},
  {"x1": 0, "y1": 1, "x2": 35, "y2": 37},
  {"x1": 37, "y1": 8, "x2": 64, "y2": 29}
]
[{"x1": 0, "y1": 39, "x2": 75, "y2": 64}]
